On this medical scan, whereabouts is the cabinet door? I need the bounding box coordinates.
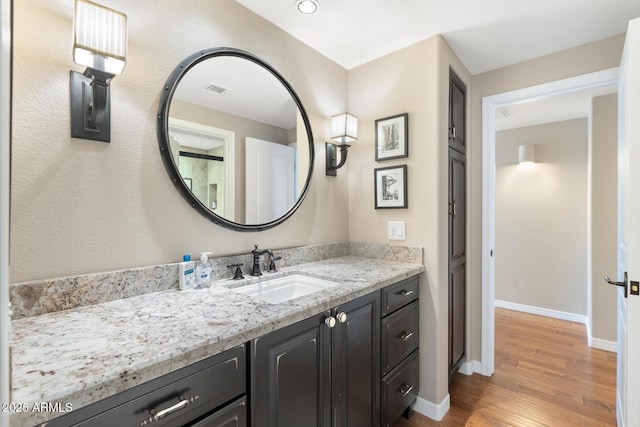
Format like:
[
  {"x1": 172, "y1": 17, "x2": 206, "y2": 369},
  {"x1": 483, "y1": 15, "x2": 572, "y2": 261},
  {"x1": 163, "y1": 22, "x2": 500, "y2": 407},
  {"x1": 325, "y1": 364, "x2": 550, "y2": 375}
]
[
  {"x1": 251, "y1": 311, "x2": 332, "y2": 427},
  {"x1": 449, "y1": 72, "x2": 466, "y2": 154},
  {"x1": 332, "y1": 292, "x2": 381, "y2": 427},
  {"x1": 449, "y1": 147, "x2": 466, "y2": 381}
]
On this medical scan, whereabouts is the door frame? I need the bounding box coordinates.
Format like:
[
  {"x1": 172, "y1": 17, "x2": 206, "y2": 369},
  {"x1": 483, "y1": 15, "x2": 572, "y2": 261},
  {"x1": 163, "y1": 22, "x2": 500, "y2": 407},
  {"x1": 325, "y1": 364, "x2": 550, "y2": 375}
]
[
  {"x1": 168, "y1": 118, "x2": 236, "y2": 221},
  {"x1": 480, "y1": 67, "x2": 619, "y2": 376},
  {"x1": 1, "y1": 0, "x2": 11, "y2": 423}
]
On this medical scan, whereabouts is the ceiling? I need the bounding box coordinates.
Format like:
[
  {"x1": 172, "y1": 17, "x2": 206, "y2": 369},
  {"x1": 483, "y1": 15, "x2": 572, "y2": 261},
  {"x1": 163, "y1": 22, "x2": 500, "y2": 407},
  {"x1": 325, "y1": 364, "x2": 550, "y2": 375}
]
[
  {"x1": 234, "y1": 0, "x2": 640, "y2": 74},
  {"x1": 235, "y1": 0, "x2": 637, "y2": 131},
  {"x1": 495, "y1": 83, "x2": 618, "y2": 131}
]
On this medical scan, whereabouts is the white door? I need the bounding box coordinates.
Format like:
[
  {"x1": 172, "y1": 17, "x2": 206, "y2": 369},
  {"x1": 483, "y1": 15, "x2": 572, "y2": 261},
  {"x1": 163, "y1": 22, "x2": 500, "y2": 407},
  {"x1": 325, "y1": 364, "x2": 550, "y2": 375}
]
[
  {"x1": 615, "y1": 17, "x2": 640, "y2": 427},
  {"x1": 245, "y1": 137, "x2": 296, "y2": 224}
]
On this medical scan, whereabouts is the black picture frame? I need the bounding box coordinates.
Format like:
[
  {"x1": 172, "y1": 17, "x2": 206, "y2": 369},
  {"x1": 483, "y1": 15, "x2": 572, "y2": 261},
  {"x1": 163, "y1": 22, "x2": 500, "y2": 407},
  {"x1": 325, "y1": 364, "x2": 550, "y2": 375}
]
[
  {"x1": 374, "y1": 165, "x2": 408, "y2": 209},
  {"x1": 375, "y1": 113, "x2": 408, "y2": 161}
]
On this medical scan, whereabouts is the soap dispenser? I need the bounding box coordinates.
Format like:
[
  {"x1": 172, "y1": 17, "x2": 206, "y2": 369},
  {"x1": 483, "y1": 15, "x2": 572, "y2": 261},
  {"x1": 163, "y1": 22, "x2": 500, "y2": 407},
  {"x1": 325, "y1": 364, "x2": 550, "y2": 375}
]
[{"x1": 195, "y1": 252, "x2": 213, "y2": 288}]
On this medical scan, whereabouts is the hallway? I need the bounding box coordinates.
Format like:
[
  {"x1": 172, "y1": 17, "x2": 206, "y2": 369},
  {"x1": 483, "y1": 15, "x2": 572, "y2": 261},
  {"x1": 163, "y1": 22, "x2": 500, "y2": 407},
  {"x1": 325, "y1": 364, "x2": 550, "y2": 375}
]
[{"x1": 396, "y1": 307, "x2": 617, "y2": 426}]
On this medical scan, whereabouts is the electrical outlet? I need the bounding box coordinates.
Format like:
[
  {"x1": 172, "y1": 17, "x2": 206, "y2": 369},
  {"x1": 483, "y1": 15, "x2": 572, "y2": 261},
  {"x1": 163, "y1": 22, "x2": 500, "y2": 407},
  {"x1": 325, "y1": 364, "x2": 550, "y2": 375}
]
[{"x1": 388, "y1": 221, "x2": 406, "y2": 240}]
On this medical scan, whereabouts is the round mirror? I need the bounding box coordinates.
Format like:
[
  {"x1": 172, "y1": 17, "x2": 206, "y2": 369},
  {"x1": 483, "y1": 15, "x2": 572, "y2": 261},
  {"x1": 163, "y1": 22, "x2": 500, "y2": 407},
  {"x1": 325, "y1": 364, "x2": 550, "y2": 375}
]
[{"x1": 157, "y1": 48, "x2": 315, "y2": 231}]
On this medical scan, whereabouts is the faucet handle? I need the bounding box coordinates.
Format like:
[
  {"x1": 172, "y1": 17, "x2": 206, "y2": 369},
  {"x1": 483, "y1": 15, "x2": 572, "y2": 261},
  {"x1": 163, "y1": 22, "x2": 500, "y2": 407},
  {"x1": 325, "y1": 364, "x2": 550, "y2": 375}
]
[
  {"x1": 267, "y1": 253, "x2": 282, "y2": 273},
  {"x1": 227, "y1": 263, "x2": 244, "y2": 280}
]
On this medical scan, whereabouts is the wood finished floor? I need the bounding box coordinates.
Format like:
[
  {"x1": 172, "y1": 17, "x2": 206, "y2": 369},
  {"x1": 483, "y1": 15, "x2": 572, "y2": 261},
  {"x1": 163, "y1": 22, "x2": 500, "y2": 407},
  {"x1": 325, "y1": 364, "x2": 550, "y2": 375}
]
[{"x1": 395, "y1": 308, "x2": 617, "y2": 427}]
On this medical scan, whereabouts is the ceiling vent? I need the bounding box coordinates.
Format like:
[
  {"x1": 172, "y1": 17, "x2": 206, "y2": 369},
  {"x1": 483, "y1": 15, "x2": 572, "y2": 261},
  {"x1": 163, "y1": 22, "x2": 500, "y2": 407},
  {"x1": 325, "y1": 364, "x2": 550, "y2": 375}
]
[{"x1": 206, "y1": 83, "x2": 228, "y2": 95}]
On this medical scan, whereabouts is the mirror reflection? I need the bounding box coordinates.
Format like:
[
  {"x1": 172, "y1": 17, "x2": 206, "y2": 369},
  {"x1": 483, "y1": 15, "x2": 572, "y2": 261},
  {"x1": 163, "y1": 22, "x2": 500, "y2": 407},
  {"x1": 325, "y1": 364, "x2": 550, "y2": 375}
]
[{"x1": 158, "y1": 49, "x2": 313, "y2": 231}]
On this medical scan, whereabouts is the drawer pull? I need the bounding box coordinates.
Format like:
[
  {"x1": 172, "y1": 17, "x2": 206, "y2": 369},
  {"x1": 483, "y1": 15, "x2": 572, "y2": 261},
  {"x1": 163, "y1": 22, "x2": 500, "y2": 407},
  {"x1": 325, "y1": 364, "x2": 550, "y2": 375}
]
[
  {"x1": 399, "y1": 331, "x2": 414, "y2": 341},
  {"x1": 399, "y1": 384, "x2": 414, "y2": 397},
  {"x1": 141, "y1": 395, "x2": 200, "y2": 425},
  {"x1": 399, "y1": 290, "x2": 414, "y2": 297}
]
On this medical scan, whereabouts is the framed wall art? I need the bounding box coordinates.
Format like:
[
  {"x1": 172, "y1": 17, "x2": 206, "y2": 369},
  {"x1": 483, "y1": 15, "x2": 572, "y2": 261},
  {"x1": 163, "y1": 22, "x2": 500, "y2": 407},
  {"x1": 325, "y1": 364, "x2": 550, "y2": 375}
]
[
  {"x1": 374, "y1": 165, "x2": 407, "y2": 209},
  {"x1": 375, "y1": 113, "x2": 408, "y2": 161}
]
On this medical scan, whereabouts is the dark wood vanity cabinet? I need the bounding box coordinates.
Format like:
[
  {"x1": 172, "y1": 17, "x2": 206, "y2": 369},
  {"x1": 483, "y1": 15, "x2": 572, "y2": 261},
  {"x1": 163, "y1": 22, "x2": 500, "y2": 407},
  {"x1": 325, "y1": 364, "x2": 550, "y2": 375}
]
[
  {"x1": 41, "y1": 345, "x2": 247, "y2": 427},
  {"x1": 381, "y1": 276, "x2": 420, "y2": 427},
  {"x1": 250, "y1": 291, "x2": 380, "y2": 427},
  {"x1": 250, "y1": 275, "x2": 419, "y2": 427},
  {"x1": 250, "y1": 310, "x2": 333, "y2": 427}
]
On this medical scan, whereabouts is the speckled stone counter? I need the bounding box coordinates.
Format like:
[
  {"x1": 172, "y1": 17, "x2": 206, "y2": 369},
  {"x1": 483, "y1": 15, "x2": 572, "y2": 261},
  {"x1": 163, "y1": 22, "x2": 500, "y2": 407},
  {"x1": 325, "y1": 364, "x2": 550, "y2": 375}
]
[{"x1": 10, "y1": 255, "x2": 424, "y2": 427}]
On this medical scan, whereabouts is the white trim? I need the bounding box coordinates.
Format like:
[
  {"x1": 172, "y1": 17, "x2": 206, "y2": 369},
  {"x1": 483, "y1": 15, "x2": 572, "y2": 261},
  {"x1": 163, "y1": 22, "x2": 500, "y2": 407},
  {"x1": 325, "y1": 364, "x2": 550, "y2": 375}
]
[
  {"x1": 0, "y1": 0, "x2": 11, "y2": 424},
  {"x1": 495, "y1": 299, "x2": 588, "y2": 324},
  {"x1": 591, "y1": 337, "x2": 618, "y2": 353},
  {"x1": 481, "y1": 67, "x2": 619, "y2": 379},
  {"x1": 168, "y1": 117, "x2": 236, "y2": 220},
  {"x1": 457, "y1": 360, "x2": 475, "y2": 376},
  {"x1": 413, "y1": 394, "x2": 450, "y2": 422}
]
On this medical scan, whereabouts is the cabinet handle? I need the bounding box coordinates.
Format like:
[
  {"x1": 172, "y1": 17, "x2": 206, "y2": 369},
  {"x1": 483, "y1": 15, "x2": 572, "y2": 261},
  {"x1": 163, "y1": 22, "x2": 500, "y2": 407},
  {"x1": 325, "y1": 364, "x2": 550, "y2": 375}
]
[
  {"x1": 399, "y1": 290, "x2": 413, "y2": 297},
  {"x1": 336, "y1": 312, "x2": 348, "y2": 323},
  {"x1": 325, "y1": 316, "x2": 337, "y2": 328},
  {"x1": 399, "y1": 384, "x2": 414, "y2": 397},
  {"x1": 141, "y1": 395, "x2": 200, "y2": 425},
  {"x1": 399, "y1": 331, "x2": 414, "y2": 341}
]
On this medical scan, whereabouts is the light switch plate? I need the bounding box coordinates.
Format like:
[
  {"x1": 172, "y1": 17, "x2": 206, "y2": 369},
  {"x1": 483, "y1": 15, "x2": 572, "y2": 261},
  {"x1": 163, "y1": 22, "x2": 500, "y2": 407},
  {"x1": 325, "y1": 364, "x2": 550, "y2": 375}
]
[{"x1": 388, "y1": 221, "x2": 406, "y2": 240}]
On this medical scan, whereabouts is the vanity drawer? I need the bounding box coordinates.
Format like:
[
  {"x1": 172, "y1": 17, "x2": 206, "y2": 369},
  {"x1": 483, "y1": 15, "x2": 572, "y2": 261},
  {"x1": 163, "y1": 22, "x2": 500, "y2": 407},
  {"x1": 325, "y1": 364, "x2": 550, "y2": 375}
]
[
  {"x1": 44, "y1": 345, "x2": 246, "y2": 427},
  {"x1": 381, "y1": 350, "x2": 419, "y2": 427},
  {"x1": 190, "y1": 396, "x2": 247, "y2": 427},
  {"x1": 381, "y1": 300, "x2": 419, "y2": 375},
  {"x1": 382, "y1": 275, "x2": 419, "y2": 316}
]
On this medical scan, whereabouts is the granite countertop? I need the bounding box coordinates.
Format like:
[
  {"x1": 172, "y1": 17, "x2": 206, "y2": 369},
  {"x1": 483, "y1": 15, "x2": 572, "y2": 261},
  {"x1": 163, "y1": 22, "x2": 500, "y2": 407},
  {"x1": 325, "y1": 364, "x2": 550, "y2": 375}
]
[{"x1": 10, "y1": 256, "x2": 424, "y2": 427}]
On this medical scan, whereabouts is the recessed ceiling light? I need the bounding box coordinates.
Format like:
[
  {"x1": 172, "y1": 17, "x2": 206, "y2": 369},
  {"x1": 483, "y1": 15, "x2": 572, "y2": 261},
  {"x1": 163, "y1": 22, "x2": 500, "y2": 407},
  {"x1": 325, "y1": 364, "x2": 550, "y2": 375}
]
[{"x1": 295, "y1": 0, "x2": 319, "y2": 14}]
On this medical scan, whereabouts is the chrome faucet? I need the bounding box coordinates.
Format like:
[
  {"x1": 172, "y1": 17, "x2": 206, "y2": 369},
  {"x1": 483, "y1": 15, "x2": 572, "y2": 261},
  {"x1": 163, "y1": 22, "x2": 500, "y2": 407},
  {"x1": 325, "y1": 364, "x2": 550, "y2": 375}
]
[{"x1": 251, "y1": 245, "x2": 271, "y2": 276}]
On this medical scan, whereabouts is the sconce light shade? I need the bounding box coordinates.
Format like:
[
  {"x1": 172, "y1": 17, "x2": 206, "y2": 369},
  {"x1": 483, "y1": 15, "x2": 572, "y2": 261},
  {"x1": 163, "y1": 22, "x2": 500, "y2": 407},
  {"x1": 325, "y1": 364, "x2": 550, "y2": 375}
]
[
  {"x1": 70, "y1": 0, "x2": 127, "y2": 143},
  {"x1": 330, "y1": 113, "x2": 358, "y2": 144},
  {"x1": 519, "y1": 144, "x2": 535, "y2": 164},
  {"x1": 73, "y1": 0, "x2": 127, "y2": 75},
  {"x1": 326, "y1": 113, "x2": 358, "y2": 176}
]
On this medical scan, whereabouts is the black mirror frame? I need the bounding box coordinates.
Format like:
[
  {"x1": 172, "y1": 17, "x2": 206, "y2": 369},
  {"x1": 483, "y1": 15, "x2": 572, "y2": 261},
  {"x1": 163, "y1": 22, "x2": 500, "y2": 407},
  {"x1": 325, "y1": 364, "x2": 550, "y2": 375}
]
[{"x1": 157, "y1": 47, "x2": 315, "y2": 232}]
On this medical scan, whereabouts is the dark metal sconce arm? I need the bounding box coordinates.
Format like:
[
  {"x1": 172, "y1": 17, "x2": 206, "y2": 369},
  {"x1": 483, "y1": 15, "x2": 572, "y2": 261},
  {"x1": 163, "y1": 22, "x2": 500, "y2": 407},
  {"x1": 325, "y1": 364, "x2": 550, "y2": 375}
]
[
  {"x1": 83, "y1": 68, "x2": 114, "y2": 129},
  {"x1": 70, "y1": 67, "x2": 115, "y2": 142},
  {"x1": 325, "y1": 142, "x2": 351, "y2": 176}
]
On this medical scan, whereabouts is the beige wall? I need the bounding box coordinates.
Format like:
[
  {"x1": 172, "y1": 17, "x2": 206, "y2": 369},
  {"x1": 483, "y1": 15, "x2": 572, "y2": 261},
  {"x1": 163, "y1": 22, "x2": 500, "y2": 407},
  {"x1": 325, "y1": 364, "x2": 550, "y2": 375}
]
[
  {"x1": 347, "y1": 35, "x2": 472, "y2": 405},
  {"x1": 590, "y1": 94, "x2": 618, "y2": 342},
  {"x1": 10, "y1": 0, "x2": 349, "y2": 282},
  {"x1": 495, "y1": 119, "x2": 588, "y2": 315},
  {"x1": 469, "y1": 35, "x2": 625, "y2": 362}
]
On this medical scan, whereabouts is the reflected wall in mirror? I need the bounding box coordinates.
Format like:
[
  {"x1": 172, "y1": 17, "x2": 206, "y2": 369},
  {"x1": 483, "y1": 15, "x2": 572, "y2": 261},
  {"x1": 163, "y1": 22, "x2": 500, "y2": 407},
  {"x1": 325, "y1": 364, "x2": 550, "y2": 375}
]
[{"x1": 157, "y1": 48, "x2": 314, "y2": 231}]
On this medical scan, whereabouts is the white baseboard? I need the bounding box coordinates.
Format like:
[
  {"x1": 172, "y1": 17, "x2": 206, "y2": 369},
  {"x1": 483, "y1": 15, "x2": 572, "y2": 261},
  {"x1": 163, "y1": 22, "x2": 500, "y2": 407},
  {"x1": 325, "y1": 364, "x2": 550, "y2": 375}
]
[
  {"x1": 413, "y1": 394, "x2": 450, "y2": 421},
  {"x1": 495, "y1": 300, "x2": 588, "y2": 324},
  {"x1": 590, "y1": 337, "x2": 617, "y2": 352},
  {"x1": 496, "y1": 299, "x2": 617, "y2": 353},
  {"x1": 458, "y1": 361, "x2": 474, "y2": 375}
]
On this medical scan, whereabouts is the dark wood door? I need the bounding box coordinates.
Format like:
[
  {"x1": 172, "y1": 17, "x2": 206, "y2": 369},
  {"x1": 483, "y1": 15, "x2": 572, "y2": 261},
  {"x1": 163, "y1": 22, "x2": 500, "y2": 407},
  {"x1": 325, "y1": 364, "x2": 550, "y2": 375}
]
[
  {"x1": 251, "y1": 311, "x2": 332, "y2": 427},
  {"x1": 332, "y1": 291, "x2": 381, "y2": 427},
  {"x1": 448, "y1": 70, "x2": 466, "y2": 382},
  {"x1": 449, "y1": 72, "x2": 466, "y2": 154},
  {"x1": 449, "y1": 147, "x2": 466, "y2": 381}
]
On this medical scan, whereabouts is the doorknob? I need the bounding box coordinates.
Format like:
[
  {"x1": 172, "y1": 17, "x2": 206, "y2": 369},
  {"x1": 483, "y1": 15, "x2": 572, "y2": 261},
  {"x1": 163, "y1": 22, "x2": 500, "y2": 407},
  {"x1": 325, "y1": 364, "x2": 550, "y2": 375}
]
[{"x1": 604, "y1": 272, "x2": 628, "y2": 298}]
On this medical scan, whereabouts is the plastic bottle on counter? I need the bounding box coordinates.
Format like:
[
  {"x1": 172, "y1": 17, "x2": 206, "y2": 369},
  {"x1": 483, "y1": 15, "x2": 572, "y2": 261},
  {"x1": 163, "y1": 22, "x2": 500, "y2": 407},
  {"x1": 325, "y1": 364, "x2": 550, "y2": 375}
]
[
  {"x1": 178, "y1": 255, "x2": 196, "y2": 290},
  {"x1": 195, "y1": 252, "x2": 213, "y2": 288}
]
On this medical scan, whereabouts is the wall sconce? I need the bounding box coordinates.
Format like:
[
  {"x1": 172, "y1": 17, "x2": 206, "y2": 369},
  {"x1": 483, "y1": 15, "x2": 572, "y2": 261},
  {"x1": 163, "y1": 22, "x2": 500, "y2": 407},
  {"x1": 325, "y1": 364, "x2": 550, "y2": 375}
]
[
  {"x1": 70, "y1": 0, "x2": 127, "y2": 142},
  {"x1": 518, "y1": 144, "x2": 535, "y2": 164},
  {"x1": 326, "y1": 113, "x2": 358, "y2": 176}
]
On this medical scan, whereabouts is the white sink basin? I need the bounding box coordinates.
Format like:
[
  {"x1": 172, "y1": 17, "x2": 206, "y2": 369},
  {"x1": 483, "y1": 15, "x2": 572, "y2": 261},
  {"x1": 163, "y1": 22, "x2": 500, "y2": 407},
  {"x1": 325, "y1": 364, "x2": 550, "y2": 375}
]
[{"x1": 231, "y1": 274, "x2": 340, "y2": 304}]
